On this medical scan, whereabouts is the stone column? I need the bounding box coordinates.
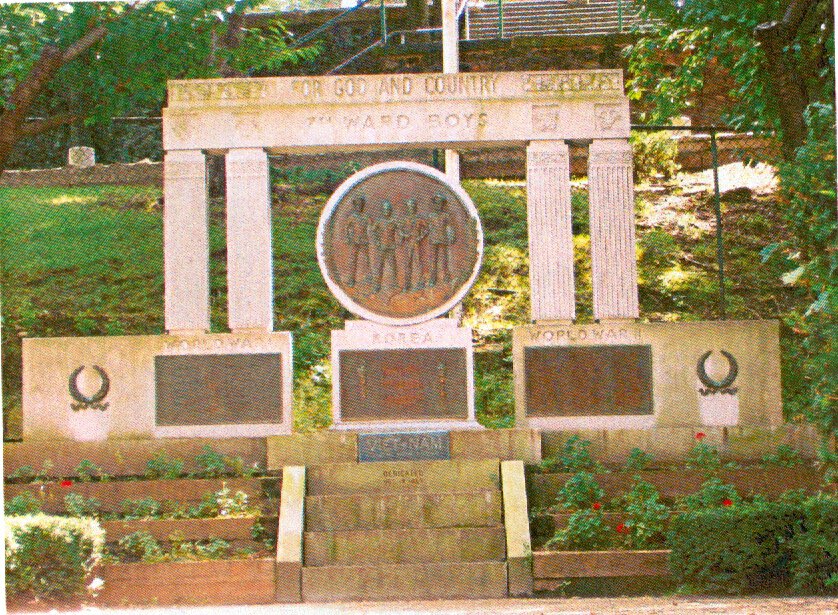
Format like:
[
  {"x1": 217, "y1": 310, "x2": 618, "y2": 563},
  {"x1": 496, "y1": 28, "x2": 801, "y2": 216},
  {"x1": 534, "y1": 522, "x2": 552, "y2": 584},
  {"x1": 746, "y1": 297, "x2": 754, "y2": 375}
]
[
  {"x1": 226, "y1": 148, "x2": 273, "y2": 332},
  {"x1": 163, "y1": 150, "x2": 209, "y2": 334},
  {"x1": 442, "y1": 0, "x2": 460, "y2": 184},
  {"x1": 588, "y1": 139, "x2": 639, "y2": 320},
  {"x1": 526, "y1": 140, "x2": 575, "y2": 322}
]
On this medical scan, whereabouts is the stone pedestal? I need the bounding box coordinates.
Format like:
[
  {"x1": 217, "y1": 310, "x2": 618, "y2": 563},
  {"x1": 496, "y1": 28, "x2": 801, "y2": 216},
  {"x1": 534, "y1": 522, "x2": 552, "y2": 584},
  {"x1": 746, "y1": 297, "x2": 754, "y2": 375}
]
[
  {"x1": 513, "y1": 320, "x2": 782, "y2": 430},
  {"x1": 163, "y1": 150, "x2": 210, "y2": 334},
  {"x1": 226, "y1": 148, "x2": 273, "y2": 332},
  {"x1": 526, "y1": 140, "x2": 575, "y2": 322},
  {"x1": 588, "y1": 139, "x2": 639, "y2": 320},
  {"x1": 331, "y1": 319, "x2": 479, "y2": 431}
]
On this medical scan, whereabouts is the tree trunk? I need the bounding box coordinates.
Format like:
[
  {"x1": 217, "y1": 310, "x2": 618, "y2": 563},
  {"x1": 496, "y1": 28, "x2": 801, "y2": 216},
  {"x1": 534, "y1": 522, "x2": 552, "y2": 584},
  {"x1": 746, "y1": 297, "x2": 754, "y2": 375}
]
[{"x1": 407, "y1": 0, "x2": 430, "y2": 30}]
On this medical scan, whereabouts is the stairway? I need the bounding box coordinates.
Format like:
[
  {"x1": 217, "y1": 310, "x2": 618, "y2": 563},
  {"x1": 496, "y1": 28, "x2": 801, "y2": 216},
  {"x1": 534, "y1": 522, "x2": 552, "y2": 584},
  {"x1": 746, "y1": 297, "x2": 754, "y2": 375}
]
[
  {"x1": 301, "y1": 459, "x2": 512, "y2": 601},
  {"x1": 468, "y1": 0, "x2": 647, "y2": 39}
]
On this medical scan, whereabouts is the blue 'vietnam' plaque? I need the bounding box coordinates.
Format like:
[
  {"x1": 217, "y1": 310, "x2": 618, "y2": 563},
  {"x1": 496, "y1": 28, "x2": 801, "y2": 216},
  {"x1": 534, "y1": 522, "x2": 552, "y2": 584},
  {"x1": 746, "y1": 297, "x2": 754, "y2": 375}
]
[{"x1": 358, "y1": 431, "x2": 451, "y2": 462}]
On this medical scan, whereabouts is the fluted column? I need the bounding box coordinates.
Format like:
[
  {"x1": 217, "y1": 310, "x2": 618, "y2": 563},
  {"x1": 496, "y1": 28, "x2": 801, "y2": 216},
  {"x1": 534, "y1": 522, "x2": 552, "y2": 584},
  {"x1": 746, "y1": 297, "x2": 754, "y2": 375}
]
[
  {"x1": 526, "y1": 140, "x2": 576, "y2": 322},
  {"x1": 226, "y1": 148, "x2": 273, "y2": 332},
  {"x1": 163, "y1": 150, "x2": 209, "y2": 334},
  {"x1": 588, "y1": 139, "x2": 639, "y2": 320}
]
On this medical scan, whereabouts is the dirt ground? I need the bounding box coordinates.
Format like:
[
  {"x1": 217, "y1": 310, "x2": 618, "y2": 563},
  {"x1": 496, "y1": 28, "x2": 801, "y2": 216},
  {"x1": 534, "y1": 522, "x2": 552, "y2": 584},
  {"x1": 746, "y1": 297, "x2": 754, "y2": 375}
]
[{"x1": 9, "y1": 595, "x2": 838, "y2": 615}]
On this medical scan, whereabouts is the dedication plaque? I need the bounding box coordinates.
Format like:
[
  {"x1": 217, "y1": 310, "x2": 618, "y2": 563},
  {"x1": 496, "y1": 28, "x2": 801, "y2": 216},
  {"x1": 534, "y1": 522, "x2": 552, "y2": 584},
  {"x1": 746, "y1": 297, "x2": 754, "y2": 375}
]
[
  {"x1": 317, "y1": 162, "x2": 483, "y2": 325},
  {"x1": 525, "y1": 345, "x2": 653, "y2": 417},
  {"x1": 339, "y1": 348, "x2": 469, "y2": 421},
  {"x1": 155, "y1": 354, "x2": 283, "y2": 426}
]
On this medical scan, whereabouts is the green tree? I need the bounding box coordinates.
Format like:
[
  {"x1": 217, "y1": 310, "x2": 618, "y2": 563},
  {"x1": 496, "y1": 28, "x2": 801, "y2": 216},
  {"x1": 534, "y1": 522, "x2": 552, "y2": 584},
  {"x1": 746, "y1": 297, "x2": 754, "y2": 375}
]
[
  {"x1": 627, "y1": 0, "x2": 834, "y2": 158},
  {"x1": 0, "y1": 1, "x2": 318, "y2": 174}
]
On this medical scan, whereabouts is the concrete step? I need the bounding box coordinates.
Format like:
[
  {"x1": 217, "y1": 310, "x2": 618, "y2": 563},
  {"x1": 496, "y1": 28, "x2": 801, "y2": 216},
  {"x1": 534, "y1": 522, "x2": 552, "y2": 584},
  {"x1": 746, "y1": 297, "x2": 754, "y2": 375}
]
[
  {"x1": 304, "y1": 526, "x2": 505, "y2": 566},
  {"x1": 306, "y1": 489, "x2": 502, "y2": 531},
  {"x1": 302, "y1": 561, "x2": 507, "y2": 601},
  {"x1": 306, "y1": 459, "x2": 500, "y2": 496}
]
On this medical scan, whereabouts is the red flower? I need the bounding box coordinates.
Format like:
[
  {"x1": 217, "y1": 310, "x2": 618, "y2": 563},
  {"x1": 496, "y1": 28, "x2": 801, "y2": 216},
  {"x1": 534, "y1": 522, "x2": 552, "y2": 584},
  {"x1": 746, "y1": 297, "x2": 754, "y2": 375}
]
[
  {"x1": 722, "y1": 498, "x2": 733, "y2": 507},
  {"x1": 695, "y1": 432, "x2": 706, "y2": 441},
  {"x1": 60, "y1": 480, "x2": 73, "y2": 488},
  {"x1": 592, "y1": 502, "x2": 602, "y2": 511},
  {"x1": 616, "y1": 522, "x2": 630, "y2": 534}
]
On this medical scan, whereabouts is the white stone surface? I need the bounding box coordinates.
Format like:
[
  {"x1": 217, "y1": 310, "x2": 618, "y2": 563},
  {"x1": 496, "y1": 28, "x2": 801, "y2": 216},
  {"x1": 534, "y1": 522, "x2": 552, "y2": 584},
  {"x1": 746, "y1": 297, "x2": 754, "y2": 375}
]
[
  {"x1": 512, "y1": 320, "x2": 783, "y2": 430},
  {"x1": 162, "y1": 71, "x2": 629, "y2": 151},
  {"x1": 163, "y1": 150, "x2": 210, "y2": 333},
  {"x1": 226, "y1": 148, "x2": 273, "y2": 332},
  {"x1": 22, "y1": 332, "x2": 293, "y2": 441},
  {"x1": 588, "y1": 139, "x2": 639, "y2": 320},
  {"x1": 526, "y1": 140, "x2": 575, "y2": 322},
  {"x1": 316, "y1": 161, "x2": 483, "y2": 326},
  {"x1": 67, "y1": 146, "x2": 95, "y2": 168},
  {"x1": 331, "y1": 319, "x2": 480, "y2": 431}
]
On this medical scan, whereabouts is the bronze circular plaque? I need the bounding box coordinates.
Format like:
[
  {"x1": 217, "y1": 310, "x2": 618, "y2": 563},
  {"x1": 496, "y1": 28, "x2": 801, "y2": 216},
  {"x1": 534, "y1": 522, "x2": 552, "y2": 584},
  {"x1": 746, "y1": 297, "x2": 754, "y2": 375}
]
[{"x1": 317, "y1": 161, "x2": 483, "y2": 325}]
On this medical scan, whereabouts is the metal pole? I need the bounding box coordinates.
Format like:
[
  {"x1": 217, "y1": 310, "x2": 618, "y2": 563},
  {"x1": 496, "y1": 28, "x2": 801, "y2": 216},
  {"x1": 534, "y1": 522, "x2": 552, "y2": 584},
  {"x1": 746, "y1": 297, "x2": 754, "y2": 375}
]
[
  {"x1": 618, "y1": 0, "x2": 623, "y2": 33},
  {"x1": 498, "y1": 0, "x2": 503, "y2": 39},
  {"x1": 710, "y1": 130, "x2": 727, "y2": 319},
  {"x1": 380, "y1": 0, "x2": 387, "y2": 45}
]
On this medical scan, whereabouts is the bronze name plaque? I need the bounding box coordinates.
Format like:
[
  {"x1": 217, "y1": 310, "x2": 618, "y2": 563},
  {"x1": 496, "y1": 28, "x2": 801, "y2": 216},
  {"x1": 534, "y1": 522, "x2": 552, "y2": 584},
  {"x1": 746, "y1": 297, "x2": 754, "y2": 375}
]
[
  {"x1": 339, "y1": 348, "x2": 468, "y2": 421},
  {"x1": 155, "y1": 354, "x2": 283, "y2": 426},
  {"x1": 317, "y1": 162, "x2": 483, "y2": 325},
  {"x1": 524, "y1": 345, "x2": 653, "y2": 417}
]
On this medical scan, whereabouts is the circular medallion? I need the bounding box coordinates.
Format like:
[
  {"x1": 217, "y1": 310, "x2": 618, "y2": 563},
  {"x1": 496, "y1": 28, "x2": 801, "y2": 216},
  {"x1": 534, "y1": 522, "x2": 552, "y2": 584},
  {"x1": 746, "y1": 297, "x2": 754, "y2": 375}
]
[{"x1": 317, "y1": 161, "x2": 483, "y2": 325}]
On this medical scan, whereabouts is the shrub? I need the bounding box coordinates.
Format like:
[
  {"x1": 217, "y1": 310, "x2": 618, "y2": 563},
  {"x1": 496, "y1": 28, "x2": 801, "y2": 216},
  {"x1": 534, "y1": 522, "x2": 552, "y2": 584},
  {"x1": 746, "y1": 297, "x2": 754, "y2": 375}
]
[
  {"x1": 619, "y1": 478, "x2": 670, "y2": 549},
  {"x1": 74, "y1": 459, "x2": 109, "y2": 482},
  {"x1": 761, "y1": 444, "x2": 804, "y2": 468},
  {"x1": 685, "y1": 440, "x2": 722, "y2": 472},
  {"x1": 623, "y1": 448, "x2": 655, "y2": 472},
  {"x1": 545, "y1": 510, "x2": 611, "y2": 551},
  {"x1": 120, "y1": 497, "x2": 162, "y2": 520},
  {"x1": 117, "y1": 530, "x2": 163, "y2": 562},
  {"x1": 5, "y1": 491, "x2": 43, "y2": 516},
  {"x1": 555, "y1": 472, "x2": 606, "y2": 511},
  {"x1": 681, "y1": 477, "x2": 742, "y2": 511},
  {"x1": 189, "y1": 485, "x2": 260, "y2": 518},
  {"x1": 540, "y1": 435, "x2": 605, "y2": 473},
  {"x1": 668, "y1": 499, "x2": 803, "y2": 593},
  {"x1": 630, "y1": 129, "x2": 680, "y2": 182},
  {"x1": 64, "y1": 493, "x2": 102, "y2": 518},
  {"x1": 789, "y1": 494, "x2": 838, "y2": 594},
  {"x1": 145, "y1": 451, "x2": 184, "y2": 479},
  {"x1": 195, "y1": 445, "x2": 228, "y2": 478},
  {"x1": 5, "y1": 514, "x2": 105, "y2": 598}
]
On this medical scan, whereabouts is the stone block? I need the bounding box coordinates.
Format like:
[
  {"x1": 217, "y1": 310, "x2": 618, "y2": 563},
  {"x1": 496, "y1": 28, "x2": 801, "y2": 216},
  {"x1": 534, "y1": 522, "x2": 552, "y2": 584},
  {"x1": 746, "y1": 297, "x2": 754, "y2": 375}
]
[
  {"x1": 306, "y1": 459, "x2": 500, "y2": 496},
  {"x1": 266, "y1": 432, "x2": 357, "y2": 470},
  {"x1": 68, "y1": 146, "x2": 95, "y2": 168},
  {"x1": 450, "y1": 428, "x2": 541, "y2": 463},
  {"x1": 301, "y1": 561, "x2": 507, "y2": 601},
  {"x1": 501, "y1": 460, "x2": 533, "y2": 597},
  {"x1": 305, "y1": 489, "x2": 502, "y2": 532},
  {"x1": 304, "y1": 526, "x2": 505, "y2": 566},
  {"x1": 22, "y1": 332, "x2": 293, "y2": 440},
  {"x1": 515, "y1": 320, "x2": 782, "y2": 431}
]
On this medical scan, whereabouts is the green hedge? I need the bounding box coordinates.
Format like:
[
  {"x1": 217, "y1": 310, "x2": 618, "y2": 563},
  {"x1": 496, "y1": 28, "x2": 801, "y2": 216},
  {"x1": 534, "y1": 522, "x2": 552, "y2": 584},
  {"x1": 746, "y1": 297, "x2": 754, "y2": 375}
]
[
  {"x1": 5, "y1": 514, "x2": 105, "y2": 598},
  {"x1": 668, "y1": 494, "x2": 837, "y2": 594}
]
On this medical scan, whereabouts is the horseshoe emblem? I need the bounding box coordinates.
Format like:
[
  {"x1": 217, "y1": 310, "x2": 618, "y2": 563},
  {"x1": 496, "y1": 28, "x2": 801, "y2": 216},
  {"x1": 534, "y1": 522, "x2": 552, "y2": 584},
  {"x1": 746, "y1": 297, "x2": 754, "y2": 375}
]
[
  {"x1": 697, "y1": 350, "x2": 739, "y2": 393},
  {"x1": 68, "y1": 365, "x2": 110, "y2": 410}
]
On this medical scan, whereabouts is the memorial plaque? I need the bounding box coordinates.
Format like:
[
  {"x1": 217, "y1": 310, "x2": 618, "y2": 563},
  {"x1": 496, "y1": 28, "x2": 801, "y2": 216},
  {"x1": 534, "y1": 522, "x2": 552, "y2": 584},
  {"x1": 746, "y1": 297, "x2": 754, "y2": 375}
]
[
  {"x1": 525, "y1": 345, "x2": 653, "y2": 417},
  {"x1": 339, "y1": 348, "x2": 468, "y2": 421},
  {"x1": 317, "y1": 162, "x2": 483, "y2": 325},
  {"x1": 155, "y1": 354, "x2": 283, "y2": 426},
  {"x1": 358, "y1": 431, "x2": 451, "y2": 462}
]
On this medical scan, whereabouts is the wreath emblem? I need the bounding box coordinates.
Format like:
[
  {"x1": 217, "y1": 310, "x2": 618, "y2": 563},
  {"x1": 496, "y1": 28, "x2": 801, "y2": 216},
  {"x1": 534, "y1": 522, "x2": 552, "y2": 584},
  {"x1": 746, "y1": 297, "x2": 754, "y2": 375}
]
[
  {"x1": 68, "y1": 365, "x2": 110, "y2": 411},
  {"x1": 697, "y1": 350, "x2": 739, "y2": 396}
]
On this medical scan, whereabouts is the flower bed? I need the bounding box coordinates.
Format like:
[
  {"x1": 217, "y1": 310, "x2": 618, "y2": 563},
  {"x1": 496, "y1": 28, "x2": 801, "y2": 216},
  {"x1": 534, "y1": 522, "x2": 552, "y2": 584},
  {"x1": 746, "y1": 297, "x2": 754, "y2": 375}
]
[
  {"x1": 4, "y1": 477, "x2": 276, "y2": 514},
  {"x1": 528, "y1": 468, "x2": 828, "y2": 509},
  {"x1": 100, "y1": 515, "x2": 276, "y2": 546}
]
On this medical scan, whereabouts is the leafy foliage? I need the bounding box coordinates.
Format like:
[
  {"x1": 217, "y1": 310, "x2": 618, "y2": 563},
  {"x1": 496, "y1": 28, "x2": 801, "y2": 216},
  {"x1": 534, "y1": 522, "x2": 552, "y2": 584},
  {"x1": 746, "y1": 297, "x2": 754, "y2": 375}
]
[
  {"x1": 540, "y1": 435, "x2": 605, "y2": 473},
  {"x1": 144, "y1": 451, "x2": 185, "y2": 480},
  {"x1": 5, "y1": 514, "x2": 105, "y2": 598},
  {"x1": 622, "y1": 448, "x2": 655, "y2": 472},
  {"x1": 618, "y1": 478, "x2": 670, "y2": 549},
  {"x1": 545, "y1": 509, "x2": 611, "y2": 551},
  {"x1": 64, "y1": 493, "x2": 103, "y2": 518},
  {"x1": 685, "y1": 440, "x2": 722, "y2": 472},
  {"x1": 554, "y1": 472, "x2": 606, "y2": 511},
  {"x1": 761, "y1": 444, "x2": 804, "y2": 468},
  {"x1": 668, "y1": 495, "x2": 836, "y2": 594},
  {"x1": 5, "y1": 491, "x2": 44, "y2": 516},
  {"x1": 631, "y1": 130, "x2": 681, "y2": 181},
  {"x1": 680, "y1": 477, "x2": 741, "y2": 511}
]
